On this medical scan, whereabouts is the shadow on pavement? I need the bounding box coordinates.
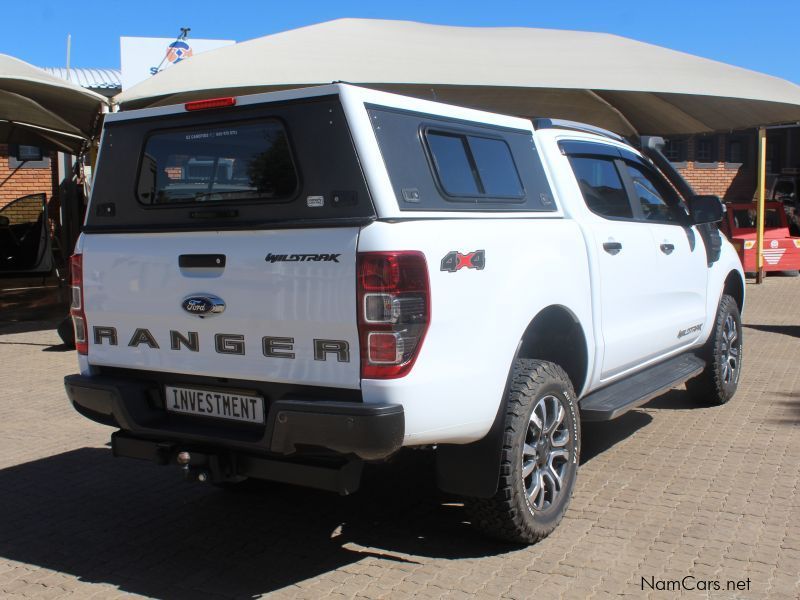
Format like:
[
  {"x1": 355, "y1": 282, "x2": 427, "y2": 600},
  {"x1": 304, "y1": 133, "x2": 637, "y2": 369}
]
[
  {"x1": 41, "y1": 343, "x2": 73, "y2": 352},
  {"x1": 581, "y1": 411, "x2": 652, "y2": 464},
  {"x1": 0, "y1": 448, "x2": 516, "y2": 599},
  {"x1": 769, "y1": 392, "x2": 800, "y2": 425},
  {"x1": 640, "y1": 388, "x2": 703, "y2": 410},
  {"x1": 744, "y1": 323, "x2": 800, "y2": 339}
]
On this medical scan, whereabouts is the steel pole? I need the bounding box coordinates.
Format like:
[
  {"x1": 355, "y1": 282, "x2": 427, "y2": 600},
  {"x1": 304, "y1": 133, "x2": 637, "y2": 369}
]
[{"x1": 756, "y1": 127, "x2": 767, "y2": 283}]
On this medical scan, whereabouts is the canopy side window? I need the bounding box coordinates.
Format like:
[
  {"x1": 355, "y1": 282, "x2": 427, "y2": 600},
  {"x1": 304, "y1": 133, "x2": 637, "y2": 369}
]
[
  {"x1": 368, "y1": 105, "x2": 557, "y2": 212},
  {"x1": 424, "y1": 129, "x2": 525, "y2": 201}
]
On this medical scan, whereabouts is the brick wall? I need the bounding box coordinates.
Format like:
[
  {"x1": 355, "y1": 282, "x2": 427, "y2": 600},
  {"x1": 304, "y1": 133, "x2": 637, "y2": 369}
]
[
  {"x1": 0, "y1": 145, "x2": 56, "y2": 209},
  {"x1": 672, "y1": 134, "x2": 757, "y2": 202}
]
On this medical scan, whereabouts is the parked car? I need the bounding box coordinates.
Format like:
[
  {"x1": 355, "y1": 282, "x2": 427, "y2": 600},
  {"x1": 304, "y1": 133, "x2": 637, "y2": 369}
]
[
  {"x1": 63, "y1": 85, "x2": 745, "y2": 544},
  {"x1": 721, "y1": 201, "x2": 800, "y2": 276},
  {"x1": 0, "y1": 193, "x2": 52, "y2": 275},
  {"x1": 768, "y1": 174, "x2": 798, "y2": 203}
]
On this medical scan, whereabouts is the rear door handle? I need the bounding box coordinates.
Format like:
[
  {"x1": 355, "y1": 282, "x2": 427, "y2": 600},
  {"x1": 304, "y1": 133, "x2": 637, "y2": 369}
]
[
  {"x1": 179, "y1": 254, "x2": 226, "y2": 268},
  {"x1": 603, "y1": 242, "x2": 622, "y2": 255},
  {"x1": 660, "y1": 243, "x2": 675, "y2": 255}
]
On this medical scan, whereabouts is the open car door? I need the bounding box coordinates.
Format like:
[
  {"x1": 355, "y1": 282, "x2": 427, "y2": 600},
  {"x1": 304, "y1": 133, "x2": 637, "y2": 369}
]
[{"x1": 0, "y1": 193, "x2": 53, "y2": 276}]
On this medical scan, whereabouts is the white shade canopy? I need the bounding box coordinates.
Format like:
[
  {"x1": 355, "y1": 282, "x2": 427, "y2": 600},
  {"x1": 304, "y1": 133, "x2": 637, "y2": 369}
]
[
  {"x1": 0, "y1": 53, "x2": 108, "y2": 152},
  {"x1": 115, "y1": 19, "x2": 800, "y2": 135}
]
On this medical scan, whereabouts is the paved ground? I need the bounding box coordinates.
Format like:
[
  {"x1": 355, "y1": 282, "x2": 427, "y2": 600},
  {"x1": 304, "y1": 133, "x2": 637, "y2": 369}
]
[{"x1": 0, "y1": 279, "x2": 798, "y2": 600}]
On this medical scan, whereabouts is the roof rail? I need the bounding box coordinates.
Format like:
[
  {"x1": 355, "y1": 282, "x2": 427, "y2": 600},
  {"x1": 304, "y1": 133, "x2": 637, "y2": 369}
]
[{"x1": 533, "y1": 118, "x2": 626, "y2": 143}]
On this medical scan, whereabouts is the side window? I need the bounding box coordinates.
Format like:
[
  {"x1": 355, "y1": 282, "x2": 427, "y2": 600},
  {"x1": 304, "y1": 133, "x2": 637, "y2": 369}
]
[
  {"x1": 425, "y1": 130, "x2": 524, "y2": 200},
  {"x1": 468, "y1": 136, "x2": 524, "y2": 197},
  {"x1": 568, "y1": 156, "x2": 633, "y2": 219},
  {"x1": 625, "y1": 163, "x2": 682, "y2": 223},
  {"x1": 425, "y1": 133, "x2": 480, "y2": 196}
]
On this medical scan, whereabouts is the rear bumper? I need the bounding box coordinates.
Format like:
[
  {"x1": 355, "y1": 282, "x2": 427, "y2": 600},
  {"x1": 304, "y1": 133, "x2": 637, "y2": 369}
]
[{"x1": 64, "y1": 373, "x2": 404, "y2": 461}]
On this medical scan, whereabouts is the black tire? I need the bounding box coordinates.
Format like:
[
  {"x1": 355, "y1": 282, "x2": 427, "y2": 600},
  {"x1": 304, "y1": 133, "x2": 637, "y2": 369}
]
[
  {"x1": 466, "y1": 359, "x2": 580, "y2": 544},
  {"x1": 686, "y1": 294, "x2": 742, "y2": 405},
  {"x1": 56, "y1": 315, "x2": 75, "y2": 349}
]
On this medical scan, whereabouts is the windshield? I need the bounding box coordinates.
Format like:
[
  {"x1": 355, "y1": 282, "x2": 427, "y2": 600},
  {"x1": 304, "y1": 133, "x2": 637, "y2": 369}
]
[
  {"x1": 136, "y1": 120, "x2": 299, "y2": 205},
  {"x1": 732, "y1": 208, "x2": 782, "y2": 229}
]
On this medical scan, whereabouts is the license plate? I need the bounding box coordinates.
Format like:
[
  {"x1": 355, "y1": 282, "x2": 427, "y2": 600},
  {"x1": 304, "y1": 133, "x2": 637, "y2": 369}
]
[{"x1": 164, "y1": 385, "x2": 265, "y2": 424}]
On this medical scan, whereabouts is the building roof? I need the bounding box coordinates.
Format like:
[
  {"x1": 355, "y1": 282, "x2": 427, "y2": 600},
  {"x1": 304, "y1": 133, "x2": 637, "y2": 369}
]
[
  {"x1": 43, "y1": 67, "x2": 121, "y2": 90},
  {"x1": 115, "y1": 18, "x2": 800, "y2": 135},
  {"x1": 0, "y1": 54, "x2": 108, "y2": 152}
]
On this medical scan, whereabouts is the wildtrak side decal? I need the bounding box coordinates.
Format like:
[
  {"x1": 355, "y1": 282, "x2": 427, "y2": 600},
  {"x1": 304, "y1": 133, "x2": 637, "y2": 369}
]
[{"x1": 678, "y1": 323, "x2": 703, "y2": 339}]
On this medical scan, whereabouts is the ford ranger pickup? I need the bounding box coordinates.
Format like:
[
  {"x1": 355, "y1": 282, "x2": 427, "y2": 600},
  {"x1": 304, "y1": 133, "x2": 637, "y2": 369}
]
[{"x1": 64, "y1": 85, "x2": 745, "y2": 543}]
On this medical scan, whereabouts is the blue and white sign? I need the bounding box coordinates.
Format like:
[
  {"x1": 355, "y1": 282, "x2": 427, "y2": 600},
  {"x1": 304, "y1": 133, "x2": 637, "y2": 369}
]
[{"x1": 120, "y1": 36, "x2": 235, "y2": 90}]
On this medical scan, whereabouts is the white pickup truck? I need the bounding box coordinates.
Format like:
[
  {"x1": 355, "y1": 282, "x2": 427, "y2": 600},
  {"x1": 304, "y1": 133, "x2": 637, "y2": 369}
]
[{"x1": 64, "y1": 85, "x2": 745, "y2": 544}]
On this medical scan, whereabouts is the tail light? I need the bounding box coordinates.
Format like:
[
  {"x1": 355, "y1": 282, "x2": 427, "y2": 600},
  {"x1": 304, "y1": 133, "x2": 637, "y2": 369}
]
[
  {"x1": 357, "y1": 251, "x2": 430, "y2": 379},
  {"x1": 69, "y1": 254, "x2": 88, "y2": 355}
]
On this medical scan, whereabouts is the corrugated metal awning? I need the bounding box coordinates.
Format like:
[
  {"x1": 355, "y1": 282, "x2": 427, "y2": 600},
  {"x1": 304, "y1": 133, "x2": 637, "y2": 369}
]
[{"x1": 43, "y1": 67, "x2": 121, "y2": 90}]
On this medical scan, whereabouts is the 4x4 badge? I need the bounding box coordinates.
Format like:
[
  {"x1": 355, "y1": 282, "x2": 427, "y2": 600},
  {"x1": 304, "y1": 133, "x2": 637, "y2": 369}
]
[{"x1": 441, "y1": 250, "x2": 486, "y2": 272}]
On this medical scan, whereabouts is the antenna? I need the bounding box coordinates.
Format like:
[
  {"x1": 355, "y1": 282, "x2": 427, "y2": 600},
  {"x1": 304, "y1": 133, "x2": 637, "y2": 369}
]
[{"x1": 66, "y1": 34, "x2": 72, "y2": 82}]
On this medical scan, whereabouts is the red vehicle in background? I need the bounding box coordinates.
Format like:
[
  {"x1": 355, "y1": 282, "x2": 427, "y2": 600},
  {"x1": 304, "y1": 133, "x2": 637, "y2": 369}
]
[{"x1": 721, "y1": 201, "x2": 800, "y2": 275}]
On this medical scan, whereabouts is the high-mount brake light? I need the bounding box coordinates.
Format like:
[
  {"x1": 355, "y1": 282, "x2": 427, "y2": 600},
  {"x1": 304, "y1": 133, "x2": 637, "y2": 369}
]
[
  {"x1": 69, "y1": 254, "x2": 88, "y2": 355},
  {"x1": 357, "y1": 251, "x2": 430, "y2": 379},
  {"x1": 185, "y1": 97, "x2": 237, "y2": 111}
]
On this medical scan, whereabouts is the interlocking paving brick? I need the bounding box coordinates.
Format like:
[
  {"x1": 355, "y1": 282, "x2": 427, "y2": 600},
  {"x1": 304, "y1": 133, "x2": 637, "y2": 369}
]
[{"x1": 0, "y1": 279, "x2": 799, "y2": 598}]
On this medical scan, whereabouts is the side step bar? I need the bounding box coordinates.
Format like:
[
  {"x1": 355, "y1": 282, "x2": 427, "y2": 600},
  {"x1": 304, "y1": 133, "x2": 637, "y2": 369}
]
[{"x1": 580, "y1": 353, "x2": 706, "y2": 421}]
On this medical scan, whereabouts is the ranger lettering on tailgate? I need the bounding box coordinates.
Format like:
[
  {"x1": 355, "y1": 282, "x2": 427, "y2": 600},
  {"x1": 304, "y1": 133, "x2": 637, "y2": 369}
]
[{"x1": 92, "y1": 326, "x2": 351, "y2": 362}]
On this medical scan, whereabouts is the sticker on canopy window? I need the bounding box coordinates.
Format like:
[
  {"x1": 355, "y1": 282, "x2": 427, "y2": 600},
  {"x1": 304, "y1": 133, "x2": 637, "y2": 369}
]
[
  {"x1": 185, "y1": 129, "x2": 239, "y2": 141},
  {"x1": 307, "y1": 196, "x2": 324, "y2": 208}
]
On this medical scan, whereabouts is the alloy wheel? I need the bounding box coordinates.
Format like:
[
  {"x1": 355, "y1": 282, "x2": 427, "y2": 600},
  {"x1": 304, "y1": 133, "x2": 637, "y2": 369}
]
[{"x1": 521, "y1": 395, "x2": 571, "y2": 511}]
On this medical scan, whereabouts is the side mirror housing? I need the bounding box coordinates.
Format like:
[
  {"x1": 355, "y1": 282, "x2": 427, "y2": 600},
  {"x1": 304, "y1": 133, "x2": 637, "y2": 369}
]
[{"x1": 689, "y1": 195, "x2": 724, "y2": 224}]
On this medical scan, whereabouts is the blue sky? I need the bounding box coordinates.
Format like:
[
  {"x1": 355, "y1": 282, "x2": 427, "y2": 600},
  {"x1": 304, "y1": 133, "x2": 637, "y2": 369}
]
[{"x1": 3, "y1": 0, "x2": 799, "y2": 84}]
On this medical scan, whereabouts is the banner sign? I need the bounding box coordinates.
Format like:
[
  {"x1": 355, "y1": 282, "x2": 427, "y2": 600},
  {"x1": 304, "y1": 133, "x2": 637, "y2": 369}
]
[{"x1": 120, "y1": 37, "x2": 235, "y2": 90}]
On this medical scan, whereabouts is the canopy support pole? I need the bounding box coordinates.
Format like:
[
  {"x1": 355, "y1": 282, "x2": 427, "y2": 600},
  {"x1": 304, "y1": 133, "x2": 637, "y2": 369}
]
[
  {"x1": 585, "y1": 90, "x2": 639, "y2": 136},
  {"x1": 756, "y1": 127, "x2": 767, "y2": 284}
]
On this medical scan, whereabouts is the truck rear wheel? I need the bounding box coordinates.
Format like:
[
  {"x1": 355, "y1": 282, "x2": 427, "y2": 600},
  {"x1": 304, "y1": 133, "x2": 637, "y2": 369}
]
[
  {"x1": 466, "y1": 359, "x2": 580, "y2": 544},
  {"x1": 686, "y1": 294, "x2": 742, "y2": 405}
]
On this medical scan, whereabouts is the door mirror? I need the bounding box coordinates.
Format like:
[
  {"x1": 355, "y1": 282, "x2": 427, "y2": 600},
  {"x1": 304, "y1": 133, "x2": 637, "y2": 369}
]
[{"x1": 688, "y1": 195, "x2": 724, "y2": 224}]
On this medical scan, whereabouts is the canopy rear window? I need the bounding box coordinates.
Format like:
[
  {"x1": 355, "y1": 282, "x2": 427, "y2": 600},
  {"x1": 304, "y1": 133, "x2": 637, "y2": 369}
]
[{"x1": 137, "y1": 120, "x2": 299, "y2": 206}]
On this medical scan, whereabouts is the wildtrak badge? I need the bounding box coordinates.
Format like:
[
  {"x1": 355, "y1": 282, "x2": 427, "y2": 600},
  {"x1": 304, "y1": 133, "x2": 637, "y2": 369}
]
[{"x1": 265, "y1": 253, "x2": 341, "y2": 263}]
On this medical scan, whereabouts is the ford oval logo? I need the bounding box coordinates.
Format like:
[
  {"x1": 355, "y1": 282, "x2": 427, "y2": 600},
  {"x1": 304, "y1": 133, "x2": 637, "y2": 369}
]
[{"x1": 182, "y1": 294, "x2": 225, "y2": 318}]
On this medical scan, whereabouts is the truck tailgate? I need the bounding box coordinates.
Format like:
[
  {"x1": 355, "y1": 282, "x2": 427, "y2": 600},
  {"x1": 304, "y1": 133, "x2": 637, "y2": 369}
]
[{"x1": 82, "y1": 228, "x2": 360, "y2": 388}]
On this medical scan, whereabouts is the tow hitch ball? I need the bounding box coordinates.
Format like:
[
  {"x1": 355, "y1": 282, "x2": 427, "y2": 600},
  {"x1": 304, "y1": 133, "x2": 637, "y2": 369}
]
[{"x1": 176, "y1": 451, "x2": 209, "y2": 482}]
